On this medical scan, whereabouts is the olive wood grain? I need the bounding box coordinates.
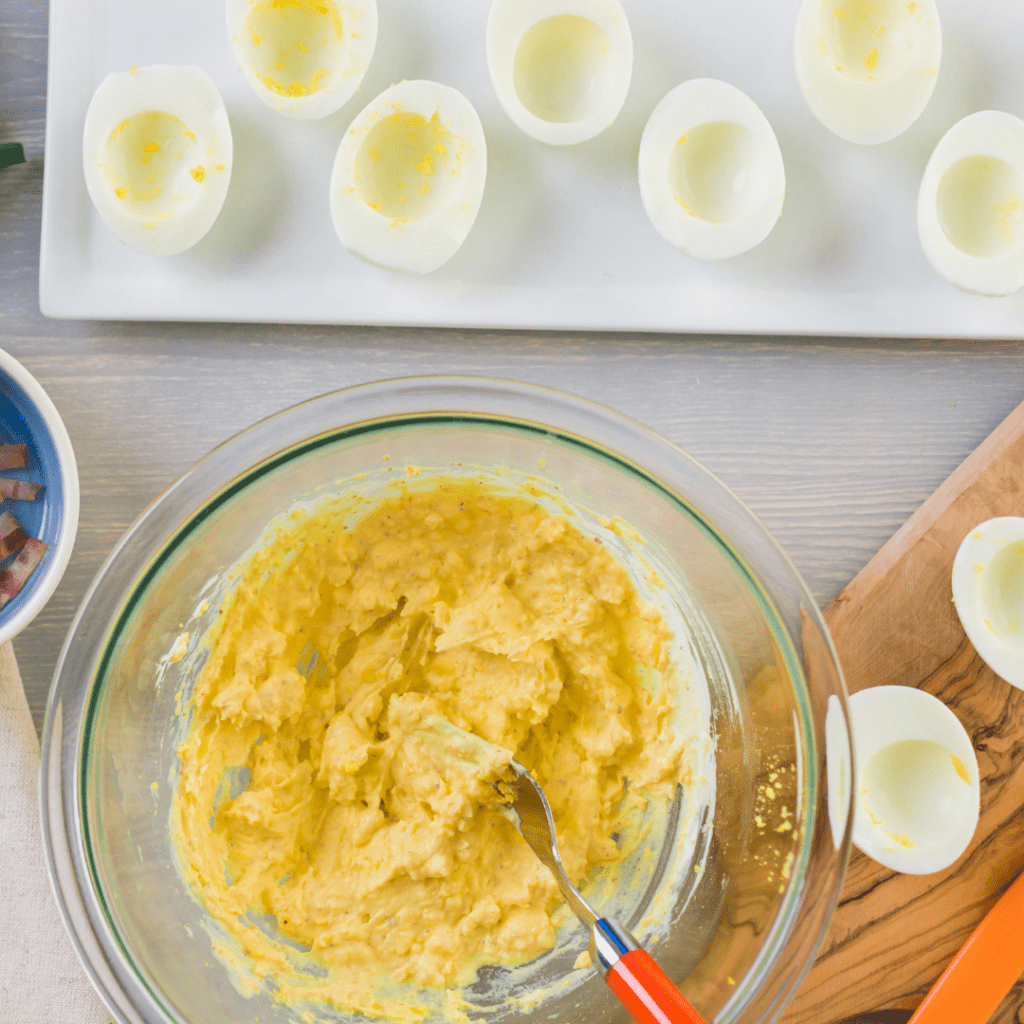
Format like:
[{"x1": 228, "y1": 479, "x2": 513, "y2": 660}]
[{"x1": 781, "y1": 401, "x2": 1024, "y2": 1024}]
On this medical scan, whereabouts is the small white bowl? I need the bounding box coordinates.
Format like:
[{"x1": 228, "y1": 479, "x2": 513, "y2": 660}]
[
  {"x1": 848, "y1": 686, "x2": 978, "y2": 875},
  {"x1": 952, "y1": 516, "x2": 1024, "y2": 685},
  {"x1": 0, "y1": 348, "x2": 79, "y2": 644}
]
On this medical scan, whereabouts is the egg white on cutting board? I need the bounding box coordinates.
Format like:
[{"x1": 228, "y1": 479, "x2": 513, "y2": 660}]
[
  {"x1": 952, "y1": 517, "x2": 1024, "y2": 687},
  {"x1": 42, "y1": 0, "x2": 1024, "y2": 336},
  {"x1": 226, "y1": 0, "x2": 378, "y2": 120}
]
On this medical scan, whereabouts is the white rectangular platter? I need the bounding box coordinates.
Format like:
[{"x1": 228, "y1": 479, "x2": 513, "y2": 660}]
[{"x1": 40, "y1": 0, "x2": 1024, "y2": 336}]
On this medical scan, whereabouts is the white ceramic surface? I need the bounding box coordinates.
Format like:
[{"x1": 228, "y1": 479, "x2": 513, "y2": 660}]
[{"x1": 38, "y1": 0, "x2": 1024, "y2": 334}]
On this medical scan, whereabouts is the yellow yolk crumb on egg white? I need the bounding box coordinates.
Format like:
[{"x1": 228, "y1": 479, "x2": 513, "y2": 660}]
[
  {"x1": 227, "y1": 0, "x2": 377, "y2": 119},
  {"x1": 82, "y1": 65, "x2": 233, "y2": 255},
  {"x1": 354, "y1": 111, "x2": 454, "y2": 219},
  {"x1": 103, "y1": 111, "x2": 194, "y2": 209},
  {"x1": 794, "y1": 0, "x2": 941, "y2": 144},
  {"x1": 330, "y1": 80, "x2": 487, "y2": 274},
  {"x1": 171, "y1": 479, "x2": 694, "y2": 1019},
  {"x1": 239, "y1": 0, "x2": 342, "y2": 99}
]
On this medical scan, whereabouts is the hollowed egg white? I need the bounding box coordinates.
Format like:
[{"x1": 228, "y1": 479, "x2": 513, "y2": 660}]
[
  {"x1": 847, "y1": 686, "x2": 978, "y2": 875},
  {"x1": 227, "y1": 0, "x2": 377, "y2": 120},
  {"x1": 487, "y1": 0, "x2": 633, "y2": 146},
  {"x1": 918, "y1": 111, "x2": 1024, "y2": 297},
  {"x1": 639, "y1": 79, "x2": 786, "y2": 261},
  {"x1": 82, "y1": 65, "x2": 233, "y2": 257},
  {"x1": 952, "y1": 517, "x2": 1024, "y2": 686},
  {"x1": 794, "y1": 0, "x2": 941, "y2": 145},
  {"x1": 329, "y1": 80, "x2": 487, "y2": 275}
]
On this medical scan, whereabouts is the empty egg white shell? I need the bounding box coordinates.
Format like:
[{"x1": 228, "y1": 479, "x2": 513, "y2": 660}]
[
  {"x1": 848, "y1": 686, "x2": 979, "y2": 875},
  {"x1": 638, "y1": 79, "x2": 786, "y2": 261},
  {"x1": 227, "y1": 0, "x2": 377, "y2": 120},
  {"x1": 952, "y1": 517, "x2": 1024, "y2": 686},
  {"x1": 330, "y1": 80, "x2": 487, "y2": 275},
  {"x1": 486, "y1": 0, "x2": 633, "y2": 146},
  {"x1": 82, "y1": 65, "x2": 233, "y2": 257},
  {"x1": 918, "y1": 112, "x2": 1024, "y2": 297},
  {"x1": 794, "y1": 0, "x2": 941, "y2": 145}
]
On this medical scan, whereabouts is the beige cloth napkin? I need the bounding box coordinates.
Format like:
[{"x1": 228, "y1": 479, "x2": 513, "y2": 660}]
[{"x1": 0, "y1": 641, "x2": 113, "y2": 1024}]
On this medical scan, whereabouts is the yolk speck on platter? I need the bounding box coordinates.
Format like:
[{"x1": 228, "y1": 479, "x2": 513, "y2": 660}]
[{"x1": 172, "y1": 479, "x2": 694, "y2": 1019}]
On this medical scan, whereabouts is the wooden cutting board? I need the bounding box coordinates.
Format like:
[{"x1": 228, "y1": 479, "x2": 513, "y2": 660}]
[{"x1": 780, "y1": 400, "x2": 1024, "y2": 1024}]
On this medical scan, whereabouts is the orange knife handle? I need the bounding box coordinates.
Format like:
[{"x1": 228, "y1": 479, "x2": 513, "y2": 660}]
[
  {"x1": 909, "y1": 869, "x2": 1024, "y2": 1024},
  {"x1": 607, "y1": 949, "x2": 707, "y2": 1024}
]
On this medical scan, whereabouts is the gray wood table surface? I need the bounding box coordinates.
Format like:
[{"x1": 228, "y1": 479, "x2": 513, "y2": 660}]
[{"x1": 3, "y1": 0, "x2": 1024, "y2": 739}]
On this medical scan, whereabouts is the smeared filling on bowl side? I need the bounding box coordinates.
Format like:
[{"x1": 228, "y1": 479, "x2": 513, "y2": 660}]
[{"x1": 172, "y1": 478, "x2": 698, "y2": 1019}]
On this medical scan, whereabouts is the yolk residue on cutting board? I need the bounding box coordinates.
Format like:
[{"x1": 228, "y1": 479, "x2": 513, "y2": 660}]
[{"x1": 172, "y1": 478, "x2": 692, "y2": 1019}]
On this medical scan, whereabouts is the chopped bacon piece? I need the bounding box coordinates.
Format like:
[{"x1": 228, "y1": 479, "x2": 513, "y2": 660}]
[
  {"x1": 0, "y1": 537, "x2": 47, "y2": 609},
  {"x1": 0, "y1": 478, "x2": 41, "y2": 501},
  {"x1": 0, "y1": 444, "x2": 27, "y2": 470},
  {"x1": 0, "y1": 511, "x2": 27, "y2": 560}
]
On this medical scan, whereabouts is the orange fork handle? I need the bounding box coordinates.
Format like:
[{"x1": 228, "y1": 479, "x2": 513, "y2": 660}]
[
  {"x1": 909, "y1": 869, "x2": 1024, "y2": 1024},
  {"x1": 606, "y1": 948, "x2": 707, "y2": 1024}
]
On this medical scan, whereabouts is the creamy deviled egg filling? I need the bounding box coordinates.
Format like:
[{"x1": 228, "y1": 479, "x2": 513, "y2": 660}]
[
  {"x1": 171, "y1": 478, "x2": 699, "y2": 1019},
  {"x1": 330, "y1": 80, "x2": 487, "y2": 274},
  {"x1": 228, "y1": 0, "x2": 377, "y2": 119},
  {"x1": 487, "y1": 0, "x2": 633, "y2": 146},
  {"x1": 794, "y1": 0, "x2": 941, "y2": 145},
  {"x1": 82, "y1": 65, "x2": 233, "y2": 256},
  {"x1": 918, "y1": 111, "x2": 1024, "y2": 297},
  {"x1": 639, "y1": 79, "x2": 785, "y2": 261}
]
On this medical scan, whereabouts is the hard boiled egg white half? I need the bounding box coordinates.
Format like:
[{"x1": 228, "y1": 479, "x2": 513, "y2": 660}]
[
  {"x1": 918, "y1": 112, "x2": 1024, "y2": 297},
  {"x1": 82, "y1": 65, "x2": 232, "y2": 257},
  {"x1": 228, "y1": 0, "x2": 377, "y2": 120},
  {"x1": 847, "y1": 686, "x2": 978, "y2": 875},
  {"x1": 952, "y1": 517, "x2": 1024, "y2": 686},
  {"x1": 794, "y1": 0, "x2": 941, "y2": 145},
  {"x1": 639, "y1": 79, "x2": 786, "y2": 261},
  {"x1": 487, "y1": 0, "x2": 633, "y2": 146},
  {"x1": 330, "y1": 80, "x2": 487, "y2": 275}
]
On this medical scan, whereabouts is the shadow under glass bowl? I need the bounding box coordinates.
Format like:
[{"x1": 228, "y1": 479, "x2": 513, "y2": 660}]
[{"x1": 41, "y1": 376, "x2": 852, "y2": 1024}]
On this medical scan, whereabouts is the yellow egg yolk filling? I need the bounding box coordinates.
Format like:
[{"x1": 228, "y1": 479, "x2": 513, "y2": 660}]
[{"x1": 172, "y1": 479, "x2": 690, "y2": 1019}]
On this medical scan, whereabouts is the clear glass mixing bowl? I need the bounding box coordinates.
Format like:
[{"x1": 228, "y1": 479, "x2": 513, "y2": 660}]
[{"x1": 41, "y1": 377, "x2": 852, "y2": 1024}]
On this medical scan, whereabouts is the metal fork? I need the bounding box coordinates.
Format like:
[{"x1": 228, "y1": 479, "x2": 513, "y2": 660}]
[{"x1": 501, "y1": 759, "x2": 706, "y2": 1024}]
